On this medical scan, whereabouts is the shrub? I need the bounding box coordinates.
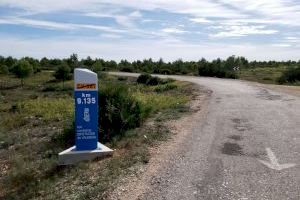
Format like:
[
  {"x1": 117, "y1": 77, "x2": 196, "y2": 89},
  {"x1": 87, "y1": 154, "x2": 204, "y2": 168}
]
[
  {"x1": 198, "y1": 64, "x2": 238, "y2": 79},
  {"x1": 0, "y1": 65, "x2": 9, "y2": 74},
  {"x1": 277, "y1": 66, "x2": 300, "y2": 84},
  {"x1": 12, "y1": 59, "x2": 33, "y2": 87},
  {"x1": 159, "y1": 69, "x2": 171, "y2": 75},
  {"x1": 53, "y1": 63, "x2": 72, "y2": 86},
  {"x1": 137, "y1": 73, "x2": 151, "y2": 84},
  {"x1": 154, "y1": 84, "x2": 178, "y2": 92},
  {"x1": 147, "y1": 76, "x2": 160, "y2": 85},
  {"x1": 98, "y1": 83, "x2": 147, "y2": 142},
  {"x1": 119, "y1": 66, "x2": 133, "y2": 72},
  {"x1": 117, "y1": 76, "x2": 128, "y2": 81},
  {"x1": 137, "y1": 73, "x2": 162, "y2": 86}
]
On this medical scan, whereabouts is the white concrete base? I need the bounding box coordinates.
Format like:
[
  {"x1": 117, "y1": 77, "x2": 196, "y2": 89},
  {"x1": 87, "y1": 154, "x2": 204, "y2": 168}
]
[{"x1": 58, "y1": 142, "x2": 113, "y2": 165}]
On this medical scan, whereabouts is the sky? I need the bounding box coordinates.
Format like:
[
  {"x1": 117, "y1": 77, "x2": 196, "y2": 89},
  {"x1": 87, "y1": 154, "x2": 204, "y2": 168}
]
[{"x1": 1, "y1": 0, "x2": 300, "y2": 61}]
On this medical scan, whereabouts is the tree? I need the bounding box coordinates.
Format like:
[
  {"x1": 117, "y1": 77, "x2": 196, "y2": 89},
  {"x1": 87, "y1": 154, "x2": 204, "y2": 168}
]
[
  {"x1": 40, "y1": 57, "x2": 50, "y2": 69},
  {"x1": 66, "y1": 53, "x2": 79, "y2": 71},
  {"x1": 119, "y1": 59, "x2": 132, "y2": 72},
  {"x1": 0, "y1": 65, "x2": 9, "y2": 74},
  {"x1": 53, "y1": 63, "x2": 72, "y2": 87},
  {"x1": 12, "y1": 59, "x2": 33, "y2": 87},
  {"x1": 24, "y1": 57, "x2": 40, "y2": 73},
  {"x1": 81, "y1": 56, "x2": 95, "y2": 68},
  {"x1": 91, "y1": 60, "x2": 103, "y2": 72}
]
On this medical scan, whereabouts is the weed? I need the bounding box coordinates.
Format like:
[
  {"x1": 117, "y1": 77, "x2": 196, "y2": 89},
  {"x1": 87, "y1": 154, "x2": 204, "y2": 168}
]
[{"x1": 154, "y1": 83, "x2": 178, "y2": 92}]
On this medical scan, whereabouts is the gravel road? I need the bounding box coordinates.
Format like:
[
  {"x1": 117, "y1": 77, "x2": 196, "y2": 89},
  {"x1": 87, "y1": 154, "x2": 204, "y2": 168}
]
[{"x1": 109, "y1": 72, "x2": 300, "y2": 200}]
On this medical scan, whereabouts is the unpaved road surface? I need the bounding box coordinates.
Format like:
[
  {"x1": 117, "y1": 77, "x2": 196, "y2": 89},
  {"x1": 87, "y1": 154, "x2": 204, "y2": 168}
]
[{"x1": 110, "y1": 72, "x2": 300, "y2": 200}]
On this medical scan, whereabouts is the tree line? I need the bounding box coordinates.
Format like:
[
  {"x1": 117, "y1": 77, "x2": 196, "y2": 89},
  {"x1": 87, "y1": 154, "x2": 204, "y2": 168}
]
[{"x1": 1, "y1": 54, "x2": 300, "y2": 85}]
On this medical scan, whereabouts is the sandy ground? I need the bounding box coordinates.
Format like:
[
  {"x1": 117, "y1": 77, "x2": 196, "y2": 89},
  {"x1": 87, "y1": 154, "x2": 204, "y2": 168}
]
[{"x1": 107, "y1": 85, "x2": 212, "y2": 200}]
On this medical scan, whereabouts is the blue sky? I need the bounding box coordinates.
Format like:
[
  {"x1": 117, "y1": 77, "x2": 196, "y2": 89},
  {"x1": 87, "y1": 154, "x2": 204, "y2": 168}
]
[{"x1": 1, "y1": 0, "x2": 300, "y2": 61}]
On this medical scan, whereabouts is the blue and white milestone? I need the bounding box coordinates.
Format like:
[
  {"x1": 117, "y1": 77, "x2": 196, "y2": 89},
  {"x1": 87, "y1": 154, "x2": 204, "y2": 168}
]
[{"x1": 74, "y1": 68, "x2": 98, "y2": 151}]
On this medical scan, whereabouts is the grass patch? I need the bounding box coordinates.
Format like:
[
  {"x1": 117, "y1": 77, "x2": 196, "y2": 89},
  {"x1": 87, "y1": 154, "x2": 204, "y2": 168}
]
[
  {"x1": 20, "y1": 98, "x2": 73, "y2": 122},
  {"x1": 239, "y1": 66, "x2": 288, "y2": 84}
]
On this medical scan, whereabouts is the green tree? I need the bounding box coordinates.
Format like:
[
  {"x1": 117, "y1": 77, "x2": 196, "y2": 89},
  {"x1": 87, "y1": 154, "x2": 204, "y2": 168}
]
[
  {"x1": 0, "y1": 64, "x2": 9, "y2": 74},
  {"x1": 66, "y1": 53, "x2": 79, "y2": 71},
  {"x1": 12, "y1": 59, "x2": 33, "y2": 87},
  {"x1": 40, "y1": 57, "x2": 50, "y2": 69},
  {"x1": 24, "y1": 57, "x2": 40, "y2": 73},
  {"x1": 82, "y1": 56, "x2": 95, "y2": 68},
  {"x1": 119, "y1": 59, "x2": 132, "y2": 72},
  {"x1": 53, "y1": 63, "x2": 72, "y2": 87},
  {"x1": 91, "y1": 60, "x2": 103, "y2": 72}
]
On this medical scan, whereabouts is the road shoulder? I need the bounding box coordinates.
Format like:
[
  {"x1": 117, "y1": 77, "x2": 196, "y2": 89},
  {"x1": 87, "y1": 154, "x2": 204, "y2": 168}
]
[{"x1": 107, "y1": 85, "x2": 212, "y2": 200}]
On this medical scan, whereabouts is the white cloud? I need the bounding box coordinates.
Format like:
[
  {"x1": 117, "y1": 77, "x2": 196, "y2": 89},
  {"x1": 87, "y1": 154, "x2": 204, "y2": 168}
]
[
  {"x1": 100, "y1": 33, "x2": 122, "y2": 39},
  {"x1": 190, "y1": 18, "x2": 212, "y2": 24},
  {"x1": 218, "y1": 0, "x2": 300, "y2": 26},
  {"x1": 210, "y1": 25, "x2": 278, "y2": 38},
  {"x1": 284, "y1": 36, "x2": 300, "y2": 43},
  {"x1": 0, "y1": 0, "x2": 245, "y2": 18},
  {"x1": 0, "y1": 17, "x2": 126, "y2": 33},
  {"x1": 161, "y1": 28, "x2": 188, "y2": 34},
  {"x1": 272, "y1": 43, "x2": 292, "y2": 47},
  {"x1": 286, "y1": 37, "x2": 298, "y2": 40},
  {"x1": 1, "y1": 0, "x2": 300, "y2": 28},
  {"x1": 141, "y1": 19, "x2": 159, "y2": 23},
  {"x1": 129, "y1": 10, "x2": 142, "y2": 18},
  {"x1": 85, "y1": 10, "x2": 142, "y2": 28}
]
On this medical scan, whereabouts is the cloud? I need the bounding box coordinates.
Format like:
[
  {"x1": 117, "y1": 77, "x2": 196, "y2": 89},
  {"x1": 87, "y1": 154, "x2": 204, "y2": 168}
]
[
  {"x1": 210, "y1": 25, "x2": 278, "y2": 38},
  {"x1": 0, "y1": 17, "x2": 126, "y2": 33},
  {"x1": 85, "y1": 10, "x2": 142, "y2": 28},
  {"x1": 1, "y1": 0, "x2": 300, "y2": 28},
  {"x1": 218, "y1": 0, "x2": 300, "y2": 26},
  {"x1": 189, "y1": 18, "x2": 212, "y2": 24},
  {"x1": 284, "y1": 36, "x2": 300, "y2": 43},
  {"x1": 0, "y1": 0, "x2": 244, "y2": 18},
  {"x1": 129, "y1": 10, "x2": 142, "y2": 18},
  {"x1": 100, "y1": 33, "x2": 122, "y2": 39},
  {"x1": 272, "y1": 43, "x2": 292, "y2": 47},
  {"x1": 161, "y1": 28, "x2": 188, "y2": 34}
]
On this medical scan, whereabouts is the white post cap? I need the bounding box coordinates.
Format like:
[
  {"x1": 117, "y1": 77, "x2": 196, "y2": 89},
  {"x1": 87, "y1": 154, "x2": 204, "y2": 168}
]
[{"x1": 74, "y1": 68, "x2": 98, "y2": 91}]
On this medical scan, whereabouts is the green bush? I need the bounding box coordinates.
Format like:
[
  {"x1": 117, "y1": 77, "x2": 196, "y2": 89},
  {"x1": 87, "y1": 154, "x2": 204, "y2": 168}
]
[
  {"x1": 159, "y1": 69, "x2": 171, "y2": 75},
  {"x1": 51, "y1": 83, "x2": 149, "y2": 144},
  {"x1": 119, "y1": 66, "x2": 133, "y2": 72},
  {"x1": 277, "y1": 66, "x2": 300, "y2": 84},
  {"x1": 137, "y1": 73, "x2": 162, "y2": 86},
  {"x1": 53, "y1": 63, "x2": 72, "y2": 83},
  {"x1": 12, "y1": 59, "x2": 33, "y2": 86},
  {"x1": 98, "y1": 83, "x2": 148, "y2": 142},
  {"x1": 147, "y1": 76, "x2": 160, "y2": 85},
  {"x1": 137, "y1": 73, "x2": 152, "y2": 84},
  {"x1": 198, "y1": 64, "x2": 238, "y2": 79},
  {"x1": 0, "y1": 65, "x2": 9, "y2": 74}
]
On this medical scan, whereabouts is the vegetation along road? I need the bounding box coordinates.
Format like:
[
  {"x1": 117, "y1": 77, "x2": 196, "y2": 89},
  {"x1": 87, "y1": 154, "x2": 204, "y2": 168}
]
[{"x1": 110, "y1": 72, "x2": 300, "y2": 200}]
